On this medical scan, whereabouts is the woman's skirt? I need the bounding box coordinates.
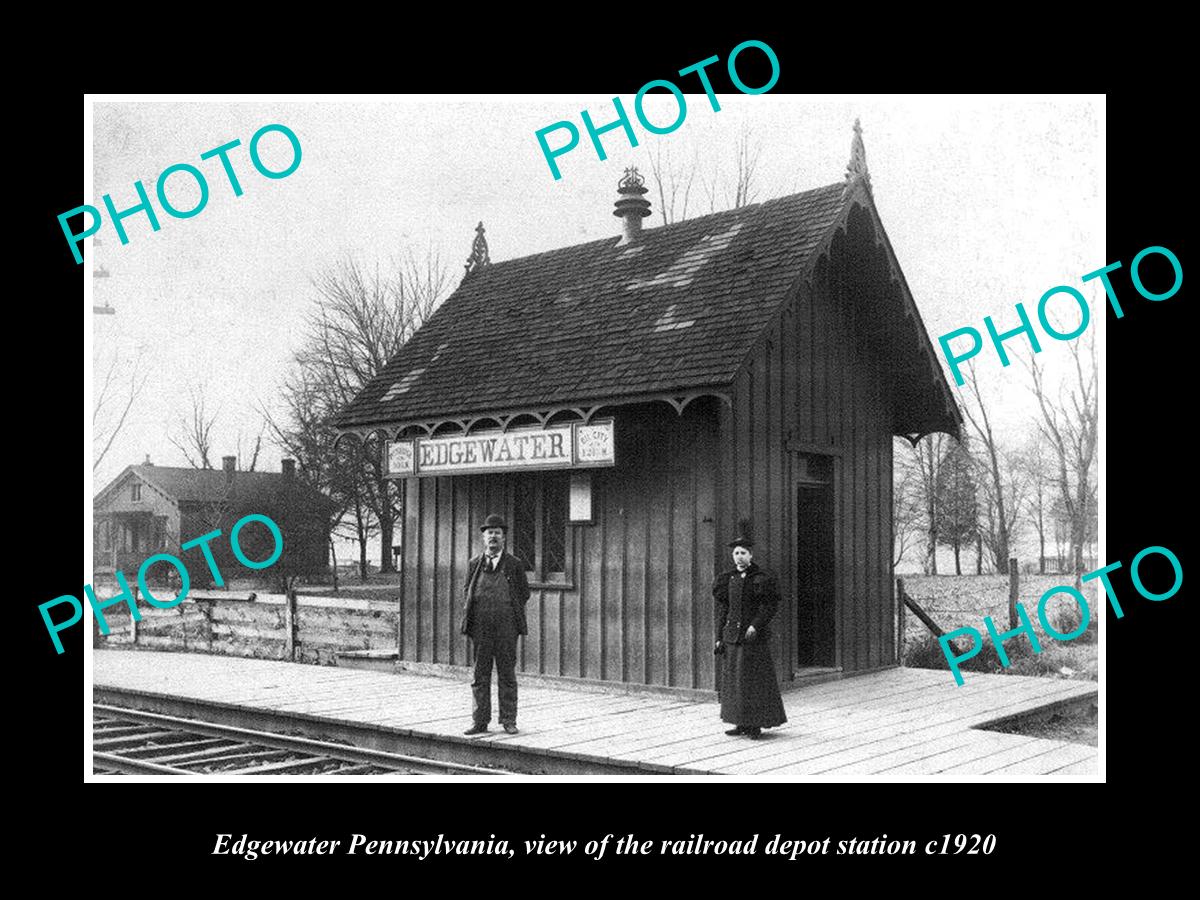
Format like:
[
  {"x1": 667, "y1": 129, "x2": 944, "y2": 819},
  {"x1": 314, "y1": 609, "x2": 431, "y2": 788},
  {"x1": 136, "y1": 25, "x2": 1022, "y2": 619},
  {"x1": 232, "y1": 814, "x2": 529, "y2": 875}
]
[{"x1": 719, "y1": 640, "x2": 787, "y2": 728}]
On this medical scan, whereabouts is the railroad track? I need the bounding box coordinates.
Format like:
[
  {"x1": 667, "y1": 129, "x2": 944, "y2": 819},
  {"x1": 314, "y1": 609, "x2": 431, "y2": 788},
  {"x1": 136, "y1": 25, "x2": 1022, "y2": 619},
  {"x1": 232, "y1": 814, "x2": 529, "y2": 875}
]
[{"x1": 92, "y1": 705, "x2": 505, "y2": 776}]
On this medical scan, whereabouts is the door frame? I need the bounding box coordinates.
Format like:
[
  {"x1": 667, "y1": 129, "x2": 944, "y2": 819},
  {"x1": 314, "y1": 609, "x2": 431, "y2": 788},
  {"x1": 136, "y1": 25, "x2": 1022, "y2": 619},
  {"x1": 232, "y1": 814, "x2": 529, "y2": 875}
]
[{"x1": 792, "y1": 452, "x2": 837, "y2": 672}]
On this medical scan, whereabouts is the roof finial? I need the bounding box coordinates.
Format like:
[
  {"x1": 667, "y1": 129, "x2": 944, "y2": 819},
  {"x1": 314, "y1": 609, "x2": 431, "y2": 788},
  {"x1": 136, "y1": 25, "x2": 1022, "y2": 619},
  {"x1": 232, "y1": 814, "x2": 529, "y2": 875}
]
[
  {"x1": 618, "y1": 166, "x2": 646, "y2": 191},
  {"x1": 464, "y1": 221, "x2": 490, "y2": 276},
  {"x1": 844, "y1": 118, "x2": 871, "y2": 196}
]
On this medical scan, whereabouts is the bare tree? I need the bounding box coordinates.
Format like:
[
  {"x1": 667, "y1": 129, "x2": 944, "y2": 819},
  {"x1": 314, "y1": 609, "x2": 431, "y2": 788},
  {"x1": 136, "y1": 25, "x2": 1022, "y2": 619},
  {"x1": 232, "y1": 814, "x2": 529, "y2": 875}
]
[
  {"x1": 169, "y1": 386, "x2": 219, "y2": 469},
  {"x1": 934, "y1": 438, "x2": 979, "y2": 576},
  {"x1": 341, "y1": 480, "x2": 378, "y2": 581},
  {"x1": 302, "y1": 252, "x2": 444, "y2": 399},
  {"x1": 93, "y1": 351, "x2": 147, "y2": 471},
  {"x1": 909, "y1": 432, "x2": 947, "y2": 575},
  {"x1": 261, "y1": 361, "x2": 362, "y2": 580},
  {"x1": 975, "y1": 445, "x2": 1027, "y2": 574},
  {"x1": 647, "y1": 144, "x2": 698, "y2": 227},
  {"x1": 892, "y1": 440, "x2": 925, "y2": 568},
  {"x1": 1019, "y1": 433, "x2": 1054, "y2": 574},
  {"x1": 261, "y1": 365, "x2": 340, "y2": 497},
  {"x1": 731, "y1": 125, "x2": 763, "y2": 209},
  {"x1": 283, "y1": 248, "x2": 449, "y2": 575},
  {"x1": 237, "y1": 420, "x2": 266, "y2": 472},
  {"x1": 647, "y1": 124, "x2": 766, "y2": 221},
  {"x1": 960, "y1": 360, "x2": 1023, "y2": 572},
  {"x1": 1023, "y1": 332, "x2": 1099, "y2": 589}
]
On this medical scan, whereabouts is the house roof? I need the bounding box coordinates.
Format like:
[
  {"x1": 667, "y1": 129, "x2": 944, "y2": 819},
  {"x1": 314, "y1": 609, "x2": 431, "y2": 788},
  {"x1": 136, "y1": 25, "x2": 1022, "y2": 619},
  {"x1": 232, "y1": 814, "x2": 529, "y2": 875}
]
[
  {"x1": 94, "y1": 465, "x2": 335, "y2": 512},
  {"x1": 333, "y1": 179, "x2": 960, "y2": 438}
]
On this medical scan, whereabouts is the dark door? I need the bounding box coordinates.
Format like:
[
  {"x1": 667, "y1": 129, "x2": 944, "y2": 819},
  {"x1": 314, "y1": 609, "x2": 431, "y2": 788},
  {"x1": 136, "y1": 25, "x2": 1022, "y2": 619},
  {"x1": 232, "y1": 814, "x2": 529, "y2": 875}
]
[{"x1": 796, "y1": 481, "x2": 836, "y2": 667}]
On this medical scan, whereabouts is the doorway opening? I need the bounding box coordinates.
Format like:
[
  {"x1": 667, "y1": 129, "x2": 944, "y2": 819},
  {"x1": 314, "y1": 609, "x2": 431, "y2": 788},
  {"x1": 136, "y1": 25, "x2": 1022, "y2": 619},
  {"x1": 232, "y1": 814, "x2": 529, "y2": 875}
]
[{"x1": 796, "y1": 457, "x2": 836, "y2": 670}]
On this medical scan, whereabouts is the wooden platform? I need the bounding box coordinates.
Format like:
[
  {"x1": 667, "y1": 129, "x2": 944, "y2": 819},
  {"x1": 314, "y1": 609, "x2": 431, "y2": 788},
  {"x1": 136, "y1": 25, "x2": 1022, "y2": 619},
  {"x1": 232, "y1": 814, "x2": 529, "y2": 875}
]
[{"x1": 92, "y1": 650, "x2": 1098, "y2": 777}]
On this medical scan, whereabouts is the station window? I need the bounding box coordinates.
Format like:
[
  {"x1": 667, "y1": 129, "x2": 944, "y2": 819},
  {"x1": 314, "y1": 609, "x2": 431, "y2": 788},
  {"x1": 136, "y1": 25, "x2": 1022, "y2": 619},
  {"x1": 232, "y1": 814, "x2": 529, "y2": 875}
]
[{"x1": 511, "y1": 471, "x2": 569, "y2": 582}]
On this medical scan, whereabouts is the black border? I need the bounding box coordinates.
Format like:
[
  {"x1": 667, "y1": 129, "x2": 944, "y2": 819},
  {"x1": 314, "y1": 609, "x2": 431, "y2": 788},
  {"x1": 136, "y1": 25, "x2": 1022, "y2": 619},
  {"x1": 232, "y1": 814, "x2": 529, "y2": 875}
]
[{"x1": 27, "y1": 29, "x2": 1187, "y2": 879}]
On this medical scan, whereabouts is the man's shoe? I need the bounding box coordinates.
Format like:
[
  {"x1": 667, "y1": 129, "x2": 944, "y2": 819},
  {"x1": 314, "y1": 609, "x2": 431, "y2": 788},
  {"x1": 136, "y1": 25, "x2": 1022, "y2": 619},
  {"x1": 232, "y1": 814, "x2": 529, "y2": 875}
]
[
  {"x1": 463, "y1": 724, "x2": 488, "y2": 735},
  {"x1": 725, "y1": 726, "x2": 745, "y2": 736},
  {"x1": 502, "y1": 724, "x2": 519, "y2": 735}
]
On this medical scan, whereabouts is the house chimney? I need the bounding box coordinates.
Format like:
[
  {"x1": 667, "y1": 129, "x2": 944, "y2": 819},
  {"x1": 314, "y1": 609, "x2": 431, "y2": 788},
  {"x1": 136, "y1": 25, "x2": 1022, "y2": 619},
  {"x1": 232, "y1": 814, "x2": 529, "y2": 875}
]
[
  {"x1": 144, "y1": 454, "x2": 153, "y2": 466},
  {"x1": 613, "y1": 167, "x2": 651, "y2": 245},
  {"x1": 282, "y1": 458, "x2": 296, "y2": 480},
  {"x1": 222, "y1": 455, "x2": 236, "y2": 484}
]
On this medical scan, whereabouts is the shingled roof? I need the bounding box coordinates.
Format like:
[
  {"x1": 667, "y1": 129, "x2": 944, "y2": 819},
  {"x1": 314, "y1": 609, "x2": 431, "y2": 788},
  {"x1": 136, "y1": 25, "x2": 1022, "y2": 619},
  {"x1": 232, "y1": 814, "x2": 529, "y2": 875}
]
[
  {"x1": 95, "y1": 465, "x2": 334, "y2": 512},
  {"x1": 334, "y1": 180, "x2": 958, "y2": 437}
]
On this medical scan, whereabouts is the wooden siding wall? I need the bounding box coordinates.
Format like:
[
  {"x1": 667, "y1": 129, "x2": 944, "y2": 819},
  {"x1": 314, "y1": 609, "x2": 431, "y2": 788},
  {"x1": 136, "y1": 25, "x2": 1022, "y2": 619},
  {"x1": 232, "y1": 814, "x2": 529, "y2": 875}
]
[
  {"x1": 400, "y1": 403, "x2": 720, "y2": 690},
  {"x1": 717, "y1": 216, "x2": 897, "y2": 677}
]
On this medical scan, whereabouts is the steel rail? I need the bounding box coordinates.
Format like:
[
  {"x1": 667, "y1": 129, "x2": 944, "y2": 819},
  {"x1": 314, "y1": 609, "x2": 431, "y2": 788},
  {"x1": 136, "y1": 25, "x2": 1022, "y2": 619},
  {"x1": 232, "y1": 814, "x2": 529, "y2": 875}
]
[
  {"x1": 93, "y1": 751, "x2": 196, "y2": 776},
  {"x1": 93, "y1": 705, "x2": 503, "y2": 776}
]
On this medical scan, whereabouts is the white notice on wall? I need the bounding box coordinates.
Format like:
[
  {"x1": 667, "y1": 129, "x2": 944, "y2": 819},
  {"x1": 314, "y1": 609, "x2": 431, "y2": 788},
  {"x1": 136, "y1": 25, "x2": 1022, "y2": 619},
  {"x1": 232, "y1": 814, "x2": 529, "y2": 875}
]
[{"x1": 569, "y1": 472, "x2": 593, "y2": 522}]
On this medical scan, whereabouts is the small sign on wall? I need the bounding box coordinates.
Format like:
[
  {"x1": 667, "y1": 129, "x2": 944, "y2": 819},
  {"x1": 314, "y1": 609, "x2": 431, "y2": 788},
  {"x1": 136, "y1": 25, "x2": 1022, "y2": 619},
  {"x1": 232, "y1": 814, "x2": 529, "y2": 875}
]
[{"x1": 569, "y1": 472, "x2": 593, "y2": 523}]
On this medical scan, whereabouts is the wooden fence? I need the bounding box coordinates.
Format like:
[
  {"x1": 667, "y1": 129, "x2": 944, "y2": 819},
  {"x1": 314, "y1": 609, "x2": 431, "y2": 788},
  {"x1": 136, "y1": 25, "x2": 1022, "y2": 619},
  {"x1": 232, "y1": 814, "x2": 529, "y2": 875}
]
[{"x1": 95, "y1": 590, "x2": 397, "y2": 665}]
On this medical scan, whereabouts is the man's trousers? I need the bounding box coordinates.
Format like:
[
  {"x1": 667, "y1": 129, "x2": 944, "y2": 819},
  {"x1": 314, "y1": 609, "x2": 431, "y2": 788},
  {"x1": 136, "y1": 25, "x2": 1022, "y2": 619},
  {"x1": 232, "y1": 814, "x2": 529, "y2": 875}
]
[{"x1": 471, "y1": 628, "x2": 518, "y2": 727}]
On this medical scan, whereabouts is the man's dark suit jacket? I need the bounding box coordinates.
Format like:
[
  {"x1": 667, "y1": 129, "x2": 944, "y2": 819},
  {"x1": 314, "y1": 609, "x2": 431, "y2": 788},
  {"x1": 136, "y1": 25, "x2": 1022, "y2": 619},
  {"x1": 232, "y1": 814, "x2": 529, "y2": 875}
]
[{"x1": 460, "y1": 551, "x2": 532, "y2": 639}]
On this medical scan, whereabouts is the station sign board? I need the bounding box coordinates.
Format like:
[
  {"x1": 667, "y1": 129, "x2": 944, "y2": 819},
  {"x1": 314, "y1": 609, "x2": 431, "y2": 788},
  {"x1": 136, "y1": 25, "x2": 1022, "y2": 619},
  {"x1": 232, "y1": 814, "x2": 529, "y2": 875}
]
[{"x1": 385, "y1": 419, "x2": 615, "y2": 478}]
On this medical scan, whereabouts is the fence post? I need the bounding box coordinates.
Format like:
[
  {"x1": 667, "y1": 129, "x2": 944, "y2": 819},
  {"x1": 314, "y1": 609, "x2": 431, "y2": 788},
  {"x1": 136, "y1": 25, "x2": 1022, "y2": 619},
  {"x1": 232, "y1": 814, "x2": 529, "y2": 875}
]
[
  {"x1": 285, "y1": 588, "x2": 298, "y2": 661},
  {"x1": 130, "y1": 583, "x2": 139, "y2": 646},
  {"x1": 897, "y1": 577, "x2": 907, "y2": 665},
  {"x1": 200, "y1": 599, "x2": 215, "y2": 651},
  {"x1": 900, "y1": 580, "x2": 947, "y2": 638},
  {"x1": 1008, "y1": 558, "x2": 1019, "y2": 629}
]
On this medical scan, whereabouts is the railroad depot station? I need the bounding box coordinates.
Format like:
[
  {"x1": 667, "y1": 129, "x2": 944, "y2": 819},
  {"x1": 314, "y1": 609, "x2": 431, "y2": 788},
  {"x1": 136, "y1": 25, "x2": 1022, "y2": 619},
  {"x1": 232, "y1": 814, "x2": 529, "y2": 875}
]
[
  {"x1": 331, "y1": 123, "x2": 961, "y2": 690},
  {"x1": 93, "y1": 125, "x2": 1097, "y2": 777}
]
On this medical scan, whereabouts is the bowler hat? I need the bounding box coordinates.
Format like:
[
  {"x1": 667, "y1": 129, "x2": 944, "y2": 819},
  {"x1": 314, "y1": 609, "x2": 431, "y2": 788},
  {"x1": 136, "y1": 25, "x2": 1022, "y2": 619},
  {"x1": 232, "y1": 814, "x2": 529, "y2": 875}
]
[
  {"x1": 727, "y1": 536, "x2": 754, "y2": 550},
  {"x1": 480, "y1": 514, "x2": 508, "y2": 532}
]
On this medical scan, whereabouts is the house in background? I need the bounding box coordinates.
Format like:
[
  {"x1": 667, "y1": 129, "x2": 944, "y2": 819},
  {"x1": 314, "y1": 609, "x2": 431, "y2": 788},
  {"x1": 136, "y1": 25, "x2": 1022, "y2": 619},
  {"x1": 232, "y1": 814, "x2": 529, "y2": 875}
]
[{"x1": 93, "y1": 455, "x2": 335, "y2": 588}]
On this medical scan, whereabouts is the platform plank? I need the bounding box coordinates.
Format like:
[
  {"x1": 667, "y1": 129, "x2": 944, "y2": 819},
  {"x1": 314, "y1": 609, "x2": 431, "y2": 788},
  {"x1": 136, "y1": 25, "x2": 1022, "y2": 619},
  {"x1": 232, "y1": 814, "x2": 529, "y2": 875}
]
[
  {"x1": 93, "y1": 650, "x2": 1097, "y2": 777},
  {"x1": 978, "y1": 741, "x2": 1096, "y2": 775},
  {"x1": 705, "y1": 680, "x2": 1089, "y2": 775},
  {"x1": 725, "y1": 686, "x2": 1093, "y2": 777},
  {"x1": 1044, "y1": 757, "x2": 1097, "y2": 776}
]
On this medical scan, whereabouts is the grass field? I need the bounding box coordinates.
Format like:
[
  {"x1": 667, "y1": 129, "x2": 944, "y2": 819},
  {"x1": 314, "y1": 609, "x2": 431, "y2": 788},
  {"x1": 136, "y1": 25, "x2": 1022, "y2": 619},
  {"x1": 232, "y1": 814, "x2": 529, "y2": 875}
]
[{"x1": 900, "y1": 574, "x2": 1099, "y2": 683}]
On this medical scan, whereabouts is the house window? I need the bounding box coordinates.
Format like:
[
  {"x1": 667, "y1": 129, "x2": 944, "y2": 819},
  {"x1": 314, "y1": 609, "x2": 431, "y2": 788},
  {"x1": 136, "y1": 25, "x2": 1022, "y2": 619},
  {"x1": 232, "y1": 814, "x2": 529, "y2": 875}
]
[
  {"x1": 131, "y1": 483, "x2": 141, "y2": 501},
  {"x1": 511, "y1": 471, "x2": 570, "y2": 583}
]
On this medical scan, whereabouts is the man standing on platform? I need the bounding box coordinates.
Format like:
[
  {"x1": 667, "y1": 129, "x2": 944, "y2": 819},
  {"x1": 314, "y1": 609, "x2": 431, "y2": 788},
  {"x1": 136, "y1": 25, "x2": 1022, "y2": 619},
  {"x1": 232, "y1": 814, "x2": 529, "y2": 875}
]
[{"x1": 461, "y1": 514, "x2": 531, "y2": 735}]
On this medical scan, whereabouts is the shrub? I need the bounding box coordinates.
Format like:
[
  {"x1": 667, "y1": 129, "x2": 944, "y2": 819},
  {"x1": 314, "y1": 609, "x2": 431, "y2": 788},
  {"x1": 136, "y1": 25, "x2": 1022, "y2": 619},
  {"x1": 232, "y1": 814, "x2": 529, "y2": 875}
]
[
  {"x1": 904, "y1": 631, "x2": 1039, "y2": 675},
  {"x1": 905, "y1": 629, "x2": 1098, "y2": 681}
]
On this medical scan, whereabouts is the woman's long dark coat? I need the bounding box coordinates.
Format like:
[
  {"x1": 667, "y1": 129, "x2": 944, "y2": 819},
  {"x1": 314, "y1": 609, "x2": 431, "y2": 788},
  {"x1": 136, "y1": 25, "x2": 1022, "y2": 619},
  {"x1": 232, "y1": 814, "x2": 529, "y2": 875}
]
[{"x1": 713, "y1": 562, "x2": 788, "y2": 728}]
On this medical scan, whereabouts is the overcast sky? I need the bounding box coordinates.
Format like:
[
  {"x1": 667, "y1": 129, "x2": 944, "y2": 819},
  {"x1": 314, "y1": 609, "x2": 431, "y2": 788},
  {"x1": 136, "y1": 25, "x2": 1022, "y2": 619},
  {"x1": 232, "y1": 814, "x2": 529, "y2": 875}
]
[{"x1": 89, "y1": 95, "x2": 1103, "y2": 561}]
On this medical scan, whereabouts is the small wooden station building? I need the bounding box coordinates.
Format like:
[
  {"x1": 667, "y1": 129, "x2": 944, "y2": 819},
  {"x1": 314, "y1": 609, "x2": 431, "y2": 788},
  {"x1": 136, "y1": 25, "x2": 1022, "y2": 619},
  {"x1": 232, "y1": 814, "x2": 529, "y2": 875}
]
[{"x1": 334, "y1": 124, "x2": 961, "y2": 691}]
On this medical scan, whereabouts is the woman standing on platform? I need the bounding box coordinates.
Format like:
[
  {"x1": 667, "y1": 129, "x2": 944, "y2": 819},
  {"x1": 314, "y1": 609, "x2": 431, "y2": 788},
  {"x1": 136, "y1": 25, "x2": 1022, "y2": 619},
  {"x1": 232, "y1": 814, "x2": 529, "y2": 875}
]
[{"x1": 713, "y1": 535, "x2": 788, "y2": 738}]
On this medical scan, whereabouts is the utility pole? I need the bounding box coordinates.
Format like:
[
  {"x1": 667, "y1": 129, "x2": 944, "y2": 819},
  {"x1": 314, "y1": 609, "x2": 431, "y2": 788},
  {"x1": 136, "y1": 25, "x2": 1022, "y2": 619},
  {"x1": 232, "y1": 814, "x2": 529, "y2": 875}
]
[{"x1": 92, "y1": 237, "x2": 115, "y2": 315}]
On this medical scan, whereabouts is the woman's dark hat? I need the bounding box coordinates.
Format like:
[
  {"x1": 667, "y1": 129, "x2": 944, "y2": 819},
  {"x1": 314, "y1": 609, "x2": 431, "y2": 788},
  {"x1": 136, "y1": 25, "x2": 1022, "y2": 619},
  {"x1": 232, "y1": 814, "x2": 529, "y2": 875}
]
[
  {"x1": 480, "y1": 514, "x2": 508, "y2": 532},
  {"x1": 728, "y1": 518, "x2": 754, "y2": 550}
]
